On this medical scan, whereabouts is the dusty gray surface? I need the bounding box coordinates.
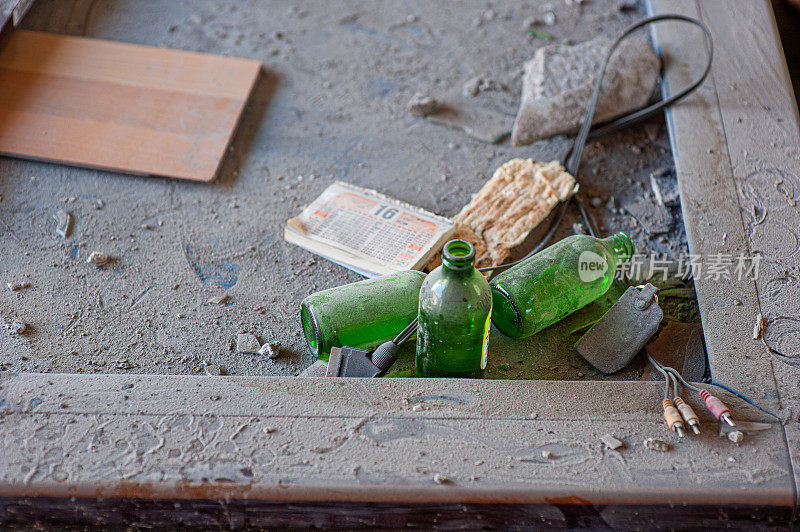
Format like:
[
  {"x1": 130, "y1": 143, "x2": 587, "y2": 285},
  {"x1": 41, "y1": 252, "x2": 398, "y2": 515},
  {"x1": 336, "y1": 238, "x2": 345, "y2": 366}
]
[
  {"x1": 0, "y1": 373, "x2": 787, "y2": 494},
  {"x1": 0, "y1": 0, "x2": 689, "y2": 377}
]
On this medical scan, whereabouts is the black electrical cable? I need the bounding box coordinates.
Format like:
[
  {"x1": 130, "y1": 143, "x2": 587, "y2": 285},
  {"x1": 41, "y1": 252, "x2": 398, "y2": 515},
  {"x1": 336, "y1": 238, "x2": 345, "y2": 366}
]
[{"x1": 390, "y1": 14, "x2": 713, "y2": 347}]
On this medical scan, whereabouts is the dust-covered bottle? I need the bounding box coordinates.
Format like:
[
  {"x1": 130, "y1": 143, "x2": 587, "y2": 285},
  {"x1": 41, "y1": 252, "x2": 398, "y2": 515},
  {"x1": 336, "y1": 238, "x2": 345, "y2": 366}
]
[
  {"x1": 415, "y1": 240, "x2": 492, "y2": 378},
  {"x1": 301, "y1": 270, "x2": 426, "y2": 359},
  {"x1": 489, "y1": 232, "x2": 634, "y2": 338}
]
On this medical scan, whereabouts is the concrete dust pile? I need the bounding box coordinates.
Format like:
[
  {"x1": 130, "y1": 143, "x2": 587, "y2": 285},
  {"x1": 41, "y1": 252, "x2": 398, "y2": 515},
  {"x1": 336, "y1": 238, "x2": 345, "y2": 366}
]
[{"x1": 512, "y1": 36, "x2": 660, "y2": 145}]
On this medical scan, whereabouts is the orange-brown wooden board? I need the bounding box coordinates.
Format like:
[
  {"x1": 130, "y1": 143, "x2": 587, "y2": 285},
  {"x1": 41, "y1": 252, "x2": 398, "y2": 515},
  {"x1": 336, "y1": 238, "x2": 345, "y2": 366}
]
[{"x1": 0, "y1": 30, "x2": 260, "y2": 181}]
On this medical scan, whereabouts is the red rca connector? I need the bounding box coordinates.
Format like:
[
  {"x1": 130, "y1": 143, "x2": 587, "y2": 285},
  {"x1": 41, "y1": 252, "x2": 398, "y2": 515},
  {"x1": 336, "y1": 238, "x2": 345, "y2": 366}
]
[
  {"x1": 662, "y1": 398, "x2": 686, "y2": 437},
  {"x1": 673, "y1": 396, "x2": 700, "y2": 434},
  {"x1": 700, "y1": 389, "x2": 735, "y2": 426}
]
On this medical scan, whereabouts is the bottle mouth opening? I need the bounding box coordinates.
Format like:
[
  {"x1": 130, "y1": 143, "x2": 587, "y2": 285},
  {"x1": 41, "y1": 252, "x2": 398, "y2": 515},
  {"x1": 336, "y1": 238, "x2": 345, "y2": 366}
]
[
  {"x1": 300, "y1": 302, "x2": 323, "y2": 358},
  {"x1": 613, "y1": 232, "x2": 635, "y2": 261},
  {"x1": 442, "y1": 239, "x2": 475, "y2": 269}
]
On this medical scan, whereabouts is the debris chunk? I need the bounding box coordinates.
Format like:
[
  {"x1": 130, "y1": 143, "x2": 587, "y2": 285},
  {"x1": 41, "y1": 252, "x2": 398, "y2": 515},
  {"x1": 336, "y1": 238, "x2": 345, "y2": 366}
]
[
  {"x1": 600, "y1": 434, "x2": 624, "y2": 450},
  {"x1": 298, "y1": 360, "x2": 328, "y2": 377},
  {"x1": 236, "y1": 333, "x2": 261, "y2": 354},
  {"x1": 201, "y1": 360, "x2": 222, "y2": 376},
  {"x1": 512, "y1": 37, "x2": 660, "y2": 145},
  {"x1": 7, "y1": 320, "x2": 26, "y2": 334},
  {"x1": 541, "y1": 450, "x2": 555, "y2": 459},
  {"x1": 408, "y1": 93, "x2": 441, "y2": 117},
  {"x1": 258, "y1": 341, "x2": 282, "y2": 359},
  {"x1": 752, "y1": 312, "x2": 764, "y2": 340},
  {"x1": 6, "y1": 281, "x2": 30, "y2": 291},
  {"x1": 54, "y1": 210, "x2": 73, "y2": 238},
  {"x1": 727, "y1": 430, "x2": 744, "y2": 445},
  {"x1": 207, "y1": 294, "x2": 231, "y2": 305},
  {"x1": 650, "y1": 172, "x2": 680, "y2": 207},
  {"x1": 86, "y1": 252, "x2": 109, "y2": 265},
  {"x1": 643, "y1": 438, "x2": 671, "y2": 452},
  {"x1": 461, "y1": 76, "x2": 506, "y2": 97},
  {"x1": 433, "y1": 473, "x2": 450, "y2": 484}
]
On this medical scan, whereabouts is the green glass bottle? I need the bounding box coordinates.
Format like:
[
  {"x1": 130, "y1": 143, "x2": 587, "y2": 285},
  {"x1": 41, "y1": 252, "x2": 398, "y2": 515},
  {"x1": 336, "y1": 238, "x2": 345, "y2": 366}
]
[
  {"x1": 301, "y1": 270, "x2": 426, "y2": 359},
  {"x1": 416, "y1": 240, "x2": 492, "y2": 378},
  {"x1": 490, "y1": 232, "x2": 634, "y2": 338}
]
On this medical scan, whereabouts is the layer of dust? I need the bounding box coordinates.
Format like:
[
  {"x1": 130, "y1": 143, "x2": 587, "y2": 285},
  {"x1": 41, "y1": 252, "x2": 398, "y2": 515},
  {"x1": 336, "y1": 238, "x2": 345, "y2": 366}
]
[{"x1": 0, "y1": 0, "x2": 691, "y2": 378}]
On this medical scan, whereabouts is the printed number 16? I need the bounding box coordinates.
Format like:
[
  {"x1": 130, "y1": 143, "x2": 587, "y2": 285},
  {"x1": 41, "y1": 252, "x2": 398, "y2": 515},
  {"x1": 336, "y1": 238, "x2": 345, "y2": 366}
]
[{"x1": 373, "y1": 205, "x2": 398, "y2": 220}]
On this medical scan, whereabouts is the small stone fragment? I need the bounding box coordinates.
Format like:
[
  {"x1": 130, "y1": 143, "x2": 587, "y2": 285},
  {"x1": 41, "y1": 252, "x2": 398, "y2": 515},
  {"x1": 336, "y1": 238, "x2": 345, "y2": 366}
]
[
  {"x1": 201, "y1": 361, "x2": 222, "y2": 376},
  {"x1": 600, "y1": 434, "x2": 624, "y2": 450},
  {"x1": 408, "y1": 93, "x2": 441, "y2": 117},
  {"x1": 298, "y1": 360, "x2": 328, "y2": 377},
  {"x1": 6, "y1": 281, "x2": 30, "y2": 291},
  {"x1": 643, "y1": 438, "x2": 671, "y2": 452},
  {"x1": 258, "y1": 341, "x2": 282, "y2": 359},
  {"x1": 86, "y1": 252, "x2": 109, "y2": 265},
  {"x1": 8, "y1": 320, "x2": 26, "y2": 334},
  {"x1": 650, "y1": 172, "x2": 680, "y2": 207},
  {"x1": 752, "y1": 312, "x2": 764, "y2": 340},
  {"x1": 207, "y1": 294, "x2": 231, "y2": 305},
  {"x1": 727, "y1": 430, "x2": 744, "y2": 445},
  {"x1": 236, "y1": 333, "x2": 261, "y2": 354},
  {"x1": 54, "y1": 210, "x2": 73, "y2": 238},
  {"x1": 433, "y1": 473, "x2": 450, "y2": 484},
  {"x1": 412, "y1": 404, "x2": 424, "y2": 412},
  {"x1": 541, "y1": 450, "x2": 555, "y2": 459},
  {"x1": 543, "y1": 11, "x2": 556, "y2": 26}
]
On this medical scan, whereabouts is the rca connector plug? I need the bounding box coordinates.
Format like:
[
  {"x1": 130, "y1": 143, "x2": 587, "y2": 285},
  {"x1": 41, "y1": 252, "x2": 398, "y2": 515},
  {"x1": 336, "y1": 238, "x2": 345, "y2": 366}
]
[
  {"x1": 673, "y1": 396, "x2": 700, "y2": 434},
  {"x1": 700, "y1": 389, "x2": 735, "y2": 426},
  {"x1": 662, "y1": 398, "x2": 686, "y2": 437}
]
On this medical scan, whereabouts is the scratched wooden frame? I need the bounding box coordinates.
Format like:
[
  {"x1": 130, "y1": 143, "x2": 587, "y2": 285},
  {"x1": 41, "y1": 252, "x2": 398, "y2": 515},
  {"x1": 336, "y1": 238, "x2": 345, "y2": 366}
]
[{"x1": 1, "y1": 0, "x2": 799, "y2": 528}]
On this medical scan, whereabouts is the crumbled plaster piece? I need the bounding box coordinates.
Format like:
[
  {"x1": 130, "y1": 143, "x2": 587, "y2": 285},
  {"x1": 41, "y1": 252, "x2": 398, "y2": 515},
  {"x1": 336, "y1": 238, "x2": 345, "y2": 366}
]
[
  {"x1": 412, "y1": 404, "x2": 424, "y2": 412},
  {"x1": 752, "y1": 312, "x2": 764, "y2": 340},
  {"x1": 650, "y1": 172, "x2": 680, "y2": 207},
  {"x1": 643, "y1": 438, "x2": 671, "y2": 452},
  {"x1": 208, "y1": 294, "x2": 231, "y2": 305},
  {"x1": 408, "y1": 93, "x2": 440, "y2": 117},
  {"x1": 236, "y1": 333, "x2": 261, "y2": 354},
  {"x1": 6, "y1": 281, "x2": 30, "y2": 291},
  {"x1": 258, "y1": 341, "x2": 282, "y2": 359},
  {"x1": 461, "y1": 76, "x2": 506, "y2": 97},
  {"x1": 54, "y1": 210, "x2": 73, "y2": 238},
  {"x1": 600, "y1": 434, "x2": 624, "y2": 450},
  {"x1": 511, "y1": 37, "x2": 660, "y2": 145},
  {"x1": 727, "y1": 430, "x2": 744, "y2": 445},
  {"x1": 86, "y1": 252, "x2": 109, "y2": 265},
  {"x1": 543, "y1": 11, "x2": 556, "y2": 26},
  {"x1": 298, "y1": 360, "x2": 328, "y2": 377},
  {"x1": 433, "y1": 473, "x2": 450, "y2": 484},
  {"x1": 7, "y1": 320, "x2": 26, "y2": 334},
  {"x1": 201, "y1": 360, "x2": 222, "y2": 376},
  {"x1": 541, "y1": 450, "x2": 555, "y2": 459}
]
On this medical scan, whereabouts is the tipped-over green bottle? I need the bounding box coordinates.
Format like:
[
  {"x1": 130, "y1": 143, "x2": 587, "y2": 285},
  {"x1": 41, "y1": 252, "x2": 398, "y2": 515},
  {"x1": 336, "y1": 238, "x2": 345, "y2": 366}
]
[
  {"x1": 490, "y1": 232, "x2": 634, "y2": 338},
  {"x1": 416, "y1": 240, "x2": 492, "y2": 378},
  {"x1": 301, "y1": 270, "x2": 426, "y2": 359}
]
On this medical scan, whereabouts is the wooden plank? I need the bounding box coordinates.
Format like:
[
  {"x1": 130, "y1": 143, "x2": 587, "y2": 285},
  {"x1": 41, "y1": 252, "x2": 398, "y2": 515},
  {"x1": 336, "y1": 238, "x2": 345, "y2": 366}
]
[
  {"x1": 0, "y1": 30, "x2": 260, "y2": 181},
  {"x1": 650, "y1": 0, "x2": 800, "y2": 512},
  {"x1": 0, "y1": 373, "x2": 793, "y2": 528},
  {"x1": 647, "y1": 0, "x2": 784, "y2": 408}
]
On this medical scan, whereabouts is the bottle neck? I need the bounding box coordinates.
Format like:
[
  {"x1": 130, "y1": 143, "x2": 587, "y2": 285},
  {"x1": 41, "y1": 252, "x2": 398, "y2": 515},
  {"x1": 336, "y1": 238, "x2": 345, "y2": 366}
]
[
  {"x1": 600, "y1": 232, "x2": 634, "y2": 263},
  {"x1": 441, "y1": 239, "x2": 476, "y2": 272}
]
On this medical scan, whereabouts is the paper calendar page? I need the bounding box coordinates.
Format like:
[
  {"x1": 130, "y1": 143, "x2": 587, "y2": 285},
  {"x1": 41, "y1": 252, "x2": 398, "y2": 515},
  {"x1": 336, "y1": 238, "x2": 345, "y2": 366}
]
[{"x1": 285, "y1": 182, "x2": 455, "y2": 277}]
